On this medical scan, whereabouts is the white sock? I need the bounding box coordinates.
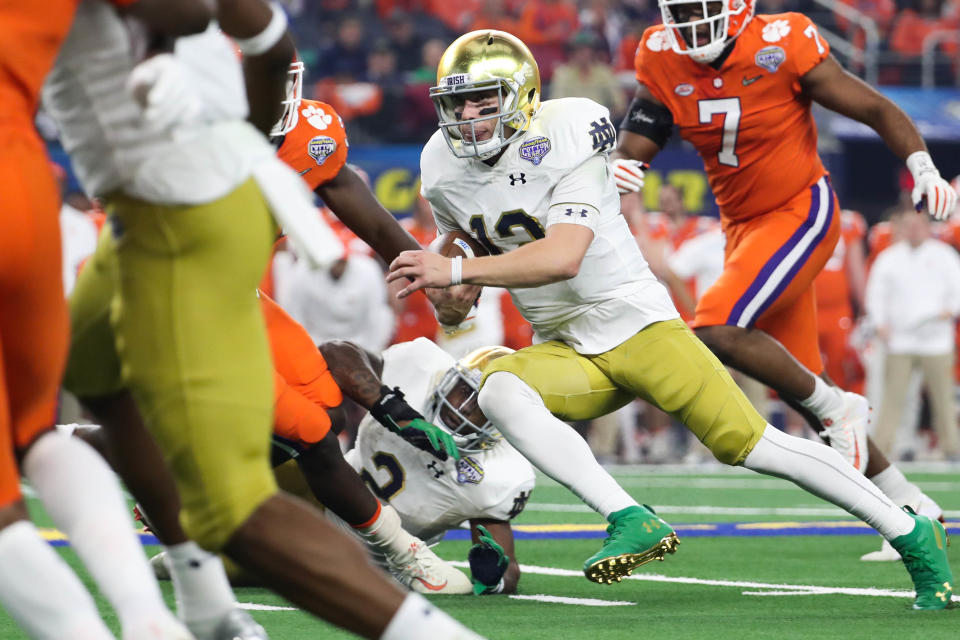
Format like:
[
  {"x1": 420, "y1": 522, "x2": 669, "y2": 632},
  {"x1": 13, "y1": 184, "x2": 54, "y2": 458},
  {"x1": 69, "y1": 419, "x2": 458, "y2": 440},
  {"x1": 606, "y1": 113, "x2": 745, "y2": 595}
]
[
  {"x1": 869, "y1": 465, "x2": 942, "y2": 519},
  {"x1": 380, "y1": 593, "x2": 484, "y2": 640},
  {"x1": 743, "y1": 425, "x2": 915, "y2": 540},
  {"x1": 478, "y1": 372, "x2": 638, "y2": 519},
  {"x1": 165, "y1": 541, "x2": 236, "y2": 638},
  {"x1": 22, "y1": 432, "x2": 171, "y2": 631},
  {"x1": 798, "y1": 376, "x2": 844, "y2": 420},
  {"x1": 0, "y1": 520, "x2": 114, "y2": 640},
  {"x1": 358, "y1": 503, "x2": 418, "y2": 561}
]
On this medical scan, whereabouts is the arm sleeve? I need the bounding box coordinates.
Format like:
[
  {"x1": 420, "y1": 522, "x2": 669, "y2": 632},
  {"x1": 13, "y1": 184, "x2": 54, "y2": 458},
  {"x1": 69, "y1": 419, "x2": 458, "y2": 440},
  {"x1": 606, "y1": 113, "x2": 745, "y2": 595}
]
[{"x1": 545, "y1": 155, "x2": 607, "y2": 233}]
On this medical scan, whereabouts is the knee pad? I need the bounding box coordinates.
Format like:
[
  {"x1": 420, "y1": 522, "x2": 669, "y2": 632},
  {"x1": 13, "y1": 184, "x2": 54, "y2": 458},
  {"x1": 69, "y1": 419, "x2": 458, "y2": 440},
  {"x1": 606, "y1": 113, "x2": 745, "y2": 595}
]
[
  {"x1": 705, "y1": 428, "x2": 758, "y2": 466},
  {"x1": 478, "y1": 371, "x2": 541, "y2": 433}
]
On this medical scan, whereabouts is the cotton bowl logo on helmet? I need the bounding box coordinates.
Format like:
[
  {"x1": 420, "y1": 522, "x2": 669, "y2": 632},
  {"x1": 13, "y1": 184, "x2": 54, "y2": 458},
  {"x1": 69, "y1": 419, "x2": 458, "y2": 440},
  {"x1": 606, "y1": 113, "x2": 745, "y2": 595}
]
[
  {"x1": 307, "y1": 136, "x2": 337, "y2": 165},
  {"x1": 659, "y1": 0, "x2": 756, "y2": 63},
  {"x1": 429, "y1": 30, "x2": 542, "y2": 160}
]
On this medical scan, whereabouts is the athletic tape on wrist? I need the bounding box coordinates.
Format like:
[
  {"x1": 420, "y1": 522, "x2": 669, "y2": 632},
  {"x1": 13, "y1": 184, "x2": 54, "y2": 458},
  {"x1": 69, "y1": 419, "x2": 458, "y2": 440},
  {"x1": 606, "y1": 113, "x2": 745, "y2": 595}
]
[
  {"x1": 234, "y1": 3, "x2": 288, "y2": 56},
  {"x1": 450, "y1": 255, "x2": 463, "y2": 286},
  {"x1": 906, "y1": 151, "x2": 938, "y2": 179}
]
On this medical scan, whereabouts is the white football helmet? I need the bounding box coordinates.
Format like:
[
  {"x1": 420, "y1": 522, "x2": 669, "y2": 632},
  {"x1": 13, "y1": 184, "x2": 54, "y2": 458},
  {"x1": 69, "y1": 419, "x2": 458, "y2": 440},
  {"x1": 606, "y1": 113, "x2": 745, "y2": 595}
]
[
  {"x1": 659, "y1": 0, "x2": 755, "y2": 63},
  {"x1": 270, "y1": 60, "x2": 304, "y2": 137},
  {"x1": 424, "y1": 346, "x2": 514, "y2": 453}
]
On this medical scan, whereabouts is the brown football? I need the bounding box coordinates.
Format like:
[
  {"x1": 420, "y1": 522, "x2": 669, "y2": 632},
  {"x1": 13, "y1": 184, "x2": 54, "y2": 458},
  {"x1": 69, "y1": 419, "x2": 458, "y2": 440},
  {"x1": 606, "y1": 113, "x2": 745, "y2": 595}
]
[{"x1": 428, "y1": 229, "x2": 489, "y2": 259}]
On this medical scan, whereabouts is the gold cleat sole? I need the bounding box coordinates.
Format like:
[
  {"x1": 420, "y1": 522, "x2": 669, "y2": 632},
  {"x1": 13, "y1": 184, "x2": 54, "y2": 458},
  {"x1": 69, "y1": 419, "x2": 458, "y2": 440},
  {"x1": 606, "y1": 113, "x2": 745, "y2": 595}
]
[{"x1": 584, "y1": 533, "x2": 680, "y2": 584}]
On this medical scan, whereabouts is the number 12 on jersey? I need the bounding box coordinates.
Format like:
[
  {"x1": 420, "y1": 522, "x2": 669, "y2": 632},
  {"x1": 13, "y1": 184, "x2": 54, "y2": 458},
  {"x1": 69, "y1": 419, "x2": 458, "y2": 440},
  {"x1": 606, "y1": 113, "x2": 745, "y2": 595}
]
[{"x1": 698, "y1": 97, "x2": 741, "y2": 168}]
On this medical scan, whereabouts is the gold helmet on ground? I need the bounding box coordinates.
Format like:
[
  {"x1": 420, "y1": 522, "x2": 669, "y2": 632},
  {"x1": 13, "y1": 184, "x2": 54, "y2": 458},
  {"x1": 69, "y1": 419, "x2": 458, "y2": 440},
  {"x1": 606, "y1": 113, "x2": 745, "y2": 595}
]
[
  {"x1": 425, "y1": 345, "x2": 515, "y2": 453},
  {"x1": 430, "y1": 30, "x2": 541, "y2": 159}
]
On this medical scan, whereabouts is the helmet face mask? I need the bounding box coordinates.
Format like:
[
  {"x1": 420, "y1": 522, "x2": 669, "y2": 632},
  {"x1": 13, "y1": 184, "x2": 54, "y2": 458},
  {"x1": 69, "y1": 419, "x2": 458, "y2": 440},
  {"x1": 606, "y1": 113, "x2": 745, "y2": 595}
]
[
  {"x1": 271, "y1": 61, "x2": 304, "y2": 137},
  {"x1": 659, "y1": 0, "x2": 754, "y2": 63},
  {"x1": 423, "y1": 345, "x2": 515, "y2": 454},
  {"x1": 430, "y1": 30, "x2": 541, "y2": 160},
  {"x1": 425, "y1": 364, "x2": 501, "y2": 454}
]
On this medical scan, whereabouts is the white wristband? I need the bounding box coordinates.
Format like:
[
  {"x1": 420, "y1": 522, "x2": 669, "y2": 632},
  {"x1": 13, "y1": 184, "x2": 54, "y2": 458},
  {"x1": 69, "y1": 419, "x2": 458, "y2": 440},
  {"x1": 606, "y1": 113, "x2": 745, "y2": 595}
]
[
  {"x1": 450, "y1": 255, "x2": 463, "y2": 286},
  {"x1": 233, "y1": 2, "x2": 288, "y2": 56},
  {"x1": 906, "y1": 151, "x2": 938, "y2": 180}
]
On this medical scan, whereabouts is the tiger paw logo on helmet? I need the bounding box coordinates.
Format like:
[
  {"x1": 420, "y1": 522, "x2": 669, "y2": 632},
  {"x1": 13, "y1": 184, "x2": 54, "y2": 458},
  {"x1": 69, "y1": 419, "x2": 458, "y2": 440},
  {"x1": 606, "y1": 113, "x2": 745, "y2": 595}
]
[{"x1": 301, "y1": 105, "x2": 333, "y2": 130}]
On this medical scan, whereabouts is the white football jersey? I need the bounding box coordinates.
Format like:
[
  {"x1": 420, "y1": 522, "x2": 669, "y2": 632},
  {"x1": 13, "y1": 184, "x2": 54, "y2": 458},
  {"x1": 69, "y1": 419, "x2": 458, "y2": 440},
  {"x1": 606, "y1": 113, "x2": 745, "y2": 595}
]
[
  {"x1": 420, "y1": 97, "x2": 678, "y2": 355},
  {"x1": 344, "y1": 338, "x2": 536, "y2": 543}
]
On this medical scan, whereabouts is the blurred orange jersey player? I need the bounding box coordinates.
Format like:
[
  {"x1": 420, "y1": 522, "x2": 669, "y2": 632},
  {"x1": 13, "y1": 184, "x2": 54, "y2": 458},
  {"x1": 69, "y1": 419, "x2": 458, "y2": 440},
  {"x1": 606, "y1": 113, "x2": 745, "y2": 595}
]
[
  {"x1": 815, "y1": 210, "x2": 867, "y2": 392},
  {"x1": 276, "y1": 98, "x2": 349, "y2": 192},
  {"x1": 0, "y1": 0, "x2": 78, "y2": 508}
]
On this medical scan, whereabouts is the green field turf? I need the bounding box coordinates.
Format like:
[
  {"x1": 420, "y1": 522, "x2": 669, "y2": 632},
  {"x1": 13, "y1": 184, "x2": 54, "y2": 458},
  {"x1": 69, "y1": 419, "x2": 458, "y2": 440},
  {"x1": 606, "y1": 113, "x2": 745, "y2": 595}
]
[{"x1": 3, "y1": 463, "x2": 958, "y2": 639}]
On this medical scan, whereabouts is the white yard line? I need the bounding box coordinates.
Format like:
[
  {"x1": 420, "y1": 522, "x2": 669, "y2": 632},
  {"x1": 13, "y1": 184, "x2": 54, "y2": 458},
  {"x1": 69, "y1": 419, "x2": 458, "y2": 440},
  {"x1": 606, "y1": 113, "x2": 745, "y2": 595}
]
[
  {"x1": 508, "y1": 594, "x2": 634, "y2": 606},
  {"x1": 524, "y1": 503, "x2": 960, "y2": 518},
  {"x1": 449, "y1": 561, "x2": 960, "y2": 603},
  {"x1": 237, "y1": 603, "x2": 298, "y2": 611}
]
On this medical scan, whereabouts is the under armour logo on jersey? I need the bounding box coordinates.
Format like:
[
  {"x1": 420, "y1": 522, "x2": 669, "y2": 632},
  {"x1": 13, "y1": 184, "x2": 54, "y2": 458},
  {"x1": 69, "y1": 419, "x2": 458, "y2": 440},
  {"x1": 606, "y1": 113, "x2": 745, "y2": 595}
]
[
  {"x1": 564, "y1": 208, "x2": 589, "y2": 218},
  {"x1": 426, "y1": 460, "x2": 445, "y2": 479},
  {"x1": 509, "y1": 173, "x2": 526, "y2": 186},
  {"x1": 588, "y1": 117, "x2": 616, "y2": 152},
  {"x1": 507, "y1": 490, "x2": 531, "y2": 519}
]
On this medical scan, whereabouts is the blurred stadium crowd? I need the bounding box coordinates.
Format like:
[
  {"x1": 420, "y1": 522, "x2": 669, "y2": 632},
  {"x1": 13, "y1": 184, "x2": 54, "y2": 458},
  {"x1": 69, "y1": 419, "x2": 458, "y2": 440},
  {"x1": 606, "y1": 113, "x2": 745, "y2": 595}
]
[{"x1": 277, "y1": 0, "x2": 960, "y2": 143}]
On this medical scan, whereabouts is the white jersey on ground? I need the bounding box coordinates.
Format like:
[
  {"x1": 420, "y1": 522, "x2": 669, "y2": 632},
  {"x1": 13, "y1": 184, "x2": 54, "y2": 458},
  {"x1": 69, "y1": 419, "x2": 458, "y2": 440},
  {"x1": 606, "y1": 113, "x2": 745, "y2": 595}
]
[
  {"x1": 344, "y1": 338, "x2": 536, "y2": 543},
  {"x1": 420, "y1": 97, "x2": 678, "y2": 355}
]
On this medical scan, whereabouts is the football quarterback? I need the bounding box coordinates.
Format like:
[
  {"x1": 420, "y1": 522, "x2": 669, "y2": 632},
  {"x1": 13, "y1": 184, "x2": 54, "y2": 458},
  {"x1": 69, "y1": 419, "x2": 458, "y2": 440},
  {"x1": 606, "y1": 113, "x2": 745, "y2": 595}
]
[{"x1": 386, "y1": 30, "x2": 953, "y2": 608}]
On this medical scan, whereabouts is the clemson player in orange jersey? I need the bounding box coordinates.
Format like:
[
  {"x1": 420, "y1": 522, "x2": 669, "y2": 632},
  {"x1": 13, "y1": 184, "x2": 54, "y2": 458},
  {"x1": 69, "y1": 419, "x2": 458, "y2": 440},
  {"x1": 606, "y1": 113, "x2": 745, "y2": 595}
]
[
  {"x1": 614, "y1": 0, "x2": 957, "y2": 509},
  {"x1": 815, "y1": 210, "x2": 868, "y2": 394}
]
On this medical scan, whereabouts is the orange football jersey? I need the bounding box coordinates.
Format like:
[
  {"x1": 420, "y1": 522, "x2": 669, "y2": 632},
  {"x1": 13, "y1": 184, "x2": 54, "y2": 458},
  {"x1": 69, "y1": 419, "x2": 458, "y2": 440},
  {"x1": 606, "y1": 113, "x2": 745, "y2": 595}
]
[
  {"x1": 635, "y1": 13, "x2": 830, "y2": 222},
  {"x1": 276, "y1": 99, "x2": 349, "y2": 192},
  {"x1": 815, "y1": 209, "x2": 866, "y2": 310},
  {"x1": 0, "y1": 0, "x2": 79, "y2": 126}
]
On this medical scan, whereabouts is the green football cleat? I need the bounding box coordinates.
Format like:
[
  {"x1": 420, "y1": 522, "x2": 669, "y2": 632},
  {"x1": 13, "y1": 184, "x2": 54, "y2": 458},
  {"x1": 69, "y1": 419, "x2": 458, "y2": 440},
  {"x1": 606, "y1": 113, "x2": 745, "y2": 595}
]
[
  {"x1": 890, "y1": 507, "x2": 954, "y2": 610},
  {"x1": 583, "y1": 505, "x2": 679, "y2": 584}
]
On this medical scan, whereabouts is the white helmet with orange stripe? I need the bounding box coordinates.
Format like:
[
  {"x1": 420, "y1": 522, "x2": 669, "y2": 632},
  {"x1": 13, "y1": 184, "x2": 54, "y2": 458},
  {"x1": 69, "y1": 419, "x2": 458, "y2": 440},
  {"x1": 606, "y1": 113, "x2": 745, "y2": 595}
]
[{"x1": 659, "y1": 0, "x2": 756, "y2": 63}]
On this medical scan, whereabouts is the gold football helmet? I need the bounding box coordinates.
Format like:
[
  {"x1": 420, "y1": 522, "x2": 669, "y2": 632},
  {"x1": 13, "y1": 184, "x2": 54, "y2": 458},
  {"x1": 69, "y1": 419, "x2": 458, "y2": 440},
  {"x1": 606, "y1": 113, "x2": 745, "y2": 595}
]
[
  {"x1": 430, "y1": 30, "x2": 541, "y2": 159},
  {"x1": 425, "y1": 346, "x2": 515, "y2": 453}
]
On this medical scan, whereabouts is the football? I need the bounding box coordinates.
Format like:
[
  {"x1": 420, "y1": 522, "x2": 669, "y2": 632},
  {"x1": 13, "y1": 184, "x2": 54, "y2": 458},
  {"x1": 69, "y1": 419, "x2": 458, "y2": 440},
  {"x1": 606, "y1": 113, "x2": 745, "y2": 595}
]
[{"x1": 428, "y1": 229, "x2": 488, "y2": 259}]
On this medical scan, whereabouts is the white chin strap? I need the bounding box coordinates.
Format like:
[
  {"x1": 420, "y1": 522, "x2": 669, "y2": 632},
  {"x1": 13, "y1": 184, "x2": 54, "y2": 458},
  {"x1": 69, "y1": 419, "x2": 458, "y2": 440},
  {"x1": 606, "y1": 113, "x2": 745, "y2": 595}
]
[{"x1": 472, "y1": 137, "x2": 505, "y2": 160}]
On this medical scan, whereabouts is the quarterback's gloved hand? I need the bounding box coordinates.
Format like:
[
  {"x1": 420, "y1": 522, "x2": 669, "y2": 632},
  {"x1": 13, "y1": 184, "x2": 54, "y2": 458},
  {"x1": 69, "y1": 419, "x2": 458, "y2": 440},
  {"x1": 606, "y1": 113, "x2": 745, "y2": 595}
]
[
  {"x1": 468, "y1": 525, "x2": 509, "y2": 595},
  {"x1": 127, "y1": 53, "x2": 205, "y2": 132},
  {"x1": 907, "y1": 151, "x2": 958, "y2": 220},
  {"x1": 370, "y1": 386, "x2": 459, "y2": 461},
  {"x1": 611, "y1": 159, "x2": 649, "y2": 195}
]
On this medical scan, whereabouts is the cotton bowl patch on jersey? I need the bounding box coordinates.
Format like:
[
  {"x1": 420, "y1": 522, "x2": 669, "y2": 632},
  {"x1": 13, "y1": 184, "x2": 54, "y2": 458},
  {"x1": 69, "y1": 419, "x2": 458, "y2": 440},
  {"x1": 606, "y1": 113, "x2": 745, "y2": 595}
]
[
  {"x1": 674, "y1": 83, "x2": 694, "y2": 96},
  {"x1": 755, "y1": 46, "x2": 786, "y2": 73},
  {"x1": 456, "y1": 456, "x2": 485, "y2": 485},
  {"x1": 308, "y1": 136, "x2": 337, "y2": 166},
  {"x1": 519, "y1": 136, "x2": 551, "y2": 165}
]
